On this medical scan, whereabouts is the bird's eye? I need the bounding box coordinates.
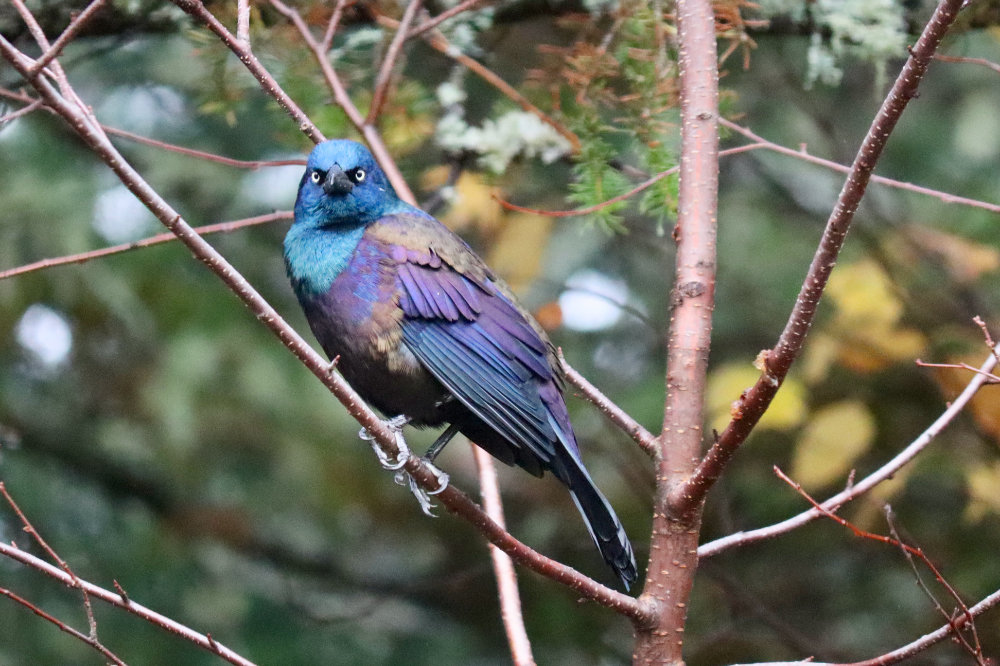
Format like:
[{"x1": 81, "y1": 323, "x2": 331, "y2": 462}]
[
  {"x1": 351, "y1": 168, "x2": 366, "y2": 183},
  {"x1": 309, "y1": 170, "x2": 322, "y2": 184}
]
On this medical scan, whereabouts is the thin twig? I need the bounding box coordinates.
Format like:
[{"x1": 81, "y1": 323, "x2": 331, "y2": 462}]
[
  {"x1": 268, "y1": 0, "x2": 417, "y2": 204},
  {"x1": 721, "y1": 118, "x2": 1000, "y2": 215},
  {"x1": 237, "y1": 0, "x2": 250, "y2": 45},
  {"x1": 699, "y1": 342, "x2": 1000, "y2": 558},
  {"x1": 884, "y1": 509, "x2": 984, "y2": 663},
  {"x1": 0, "y1": 541, "x2": 255, "y2": 666},
  {"x1": 496, "y1": 143, "x2": 767, "y2": 217},
  {"x1": 774, "y1": 469, "x2": 984, "y2": 665},
  {"x1": 972, "y1": 316, "x2": 1000, "y2": 365},
  {"x1": 472, "y1": 446, "x2": 536, "y2": 666},
  {"x1": 728, "y1": 586, "x2": 1000, "y2": 666},
  {"x1": 933, "y1": 53, "x2": 1000, "y2": 75},
  {"x1": 27, "y1": 0, "x2": 107, "y2": 75},
  {"x1": 406, "y1": 0, "x2": 485, "y2": 41},
  {"x1": 559, "y1": 351, "x2": 657, "y2": 457},
  {"x1": 11, "y1": 0, "x2": 98, "y2": 134},
  {"x1": 0, "y1": 89, "x2": 302, "y2": 170},
  {"x1": 170, "y1": 0, "x2": 325, "y2": 143},
  {"x1": 0, "y1": 587, "x2": 126, "y2": 666},
  {"x1": 0, "y1": 97, "x2": 42, "y2": 124},
  {"x1": 105, "y1": 126, "x2": 307, "y2": 168},
  {"x1": 375, "y1": 12, "x2": 581, "y2": 153},
  {"x1": 0, "y1": 482, "x2": 98, "y2": 640},
  {"x1": 320, "y1": 0, "x2": 353, "y2": 53},
  {"x1": 367, "y1": 0, "x2": 423, "y2": 124},
  {"x1": 0, "y1": 211, "x2": 292, "y2": 282},
  {"x1": 669, "y1": 0, "x2": 968, "y2": 519},
  {"x1": 914, "y1": 359, "x2": 1000, "y2": 383}
]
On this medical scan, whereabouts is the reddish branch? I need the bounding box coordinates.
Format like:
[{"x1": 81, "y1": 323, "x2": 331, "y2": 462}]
[
  {"x1": 559, "y1": 352, "x2": 657, "y2": 457},
  {"x1": 104, "y1": 126, "x2": 307, "y2": 168},
  {"x1": 775, "y1": 468, "x2": 985, "y2": 665},
  {"x1": 266, "y1": 0, "x2": 417, "y2": 204},
  {"x1": 0, "y1": 212, "x2": 292, "y2": 282},
  {"x1": 406, "y1": 0, "x2": 487, "y2": 40},
  {"x1": 0, "y1": 587, "x2": 126, "y2": 666},
  {"x1": 473, "y1": 446, "x2": 536, "y2": 666},
  {"x1": 374, "y1": 12, "x2": 582, "y2": 153},
  {"x1": 496, "y1": 143, "x2": 766, "y2": 218},
  {"x1": 933, "y1": 53, "x2": 1000, "y2": 75},
  {"x1": 633, "y1": 0, "x2": 719, "y2": 661},
  {"x1": 0, "y1": 87, "x2": 305, "y2": 170},
  {"x1": 0, "y1": 540, "x2": 255, "y2": 666},
  {"x1": 0, "y1": 482, "x2": 98, "y2": 639},
  {"x1": 367, "y1": 0, "x2": 424, "y2": 124},
  {"x1": 170, "y1": 0, "x2": 325, "y2": 143},
  {"x1": 699, "y1": 341, "x2": 1000, "y2": 557},
  {"x1": 26, "y1": 0, "x2": 107, "y2": 75},
  {"x1": 668, "y1": 0, "x2": 968, "y2": 520},
  {"x1": 720, "y1": 119, "x2": 1000, "y2": 215},
  {"x1": 0, "y1": 30, "x2": 650, "y2": 626}
]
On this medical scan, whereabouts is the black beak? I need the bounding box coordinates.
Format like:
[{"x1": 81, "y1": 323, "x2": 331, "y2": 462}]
[{"x1": 323, "y1": 165, "x2": 354, "y2": 196}]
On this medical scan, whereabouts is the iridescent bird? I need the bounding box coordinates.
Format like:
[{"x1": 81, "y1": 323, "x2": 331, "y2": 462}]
[{"x1": 284, "y1": 140, "x2": 637, "y2": 588}]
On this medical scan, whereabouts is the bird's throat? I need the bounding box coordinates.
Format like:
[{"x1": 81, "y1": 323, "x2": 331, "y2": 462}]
[{"x1": 284, "y1": 223, "x2": 367, "y2": 298}]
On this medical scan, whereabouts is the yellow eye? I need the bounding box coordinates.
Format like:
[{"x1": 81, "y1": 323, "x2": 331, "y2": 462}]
[
  {"x1": 352, "y1": 168, "x2": 366, "y2": 183},
  {"x1": 310, "y1": 170, "x2": 322, "y2": 184}
]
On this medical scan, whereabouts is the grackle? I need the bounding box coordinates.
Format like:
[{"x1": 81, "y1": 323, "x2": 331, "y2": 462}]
[{"x1": 284, "y1": 139, "x2": 637, "y2": 589}]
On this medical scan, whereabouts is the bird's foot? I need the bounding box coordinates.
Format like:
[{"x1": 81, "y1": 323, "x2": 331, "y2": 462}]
[
  {"x1": 358, "y1": 417, "x2": 411, "y2": 471},
  {"x1": 395, "y1": 460, "x2": 450, "y2": 518}
]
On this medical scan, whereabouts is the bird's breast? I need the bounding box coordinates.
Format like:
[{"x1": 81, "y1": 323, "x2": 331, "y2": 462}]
[{"x1": 300, "y1": 239, "x2": 449, "y2": 425}]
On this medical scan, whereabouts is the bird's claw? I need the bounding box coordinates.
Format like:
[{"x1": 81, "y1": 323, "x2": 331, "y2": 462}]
[
  {"x1": 372, "y1": 440, "x2": 409, "y2": 470},
  {"x1": 360, "y1": 418, "x2": 411, "y2": 471},
  {"x1": 394, "y1": 460, "x2": 450, "y2": 517},
  {"x1": 359, "y1": 417, "x2": 448, "y2": 515}
]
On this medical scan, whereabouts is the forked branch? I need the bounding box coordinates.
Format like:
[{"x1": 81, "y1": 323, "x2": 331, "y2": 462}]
[{"x1": 668, "y1": 0, "x2": 969, "y2": 519}]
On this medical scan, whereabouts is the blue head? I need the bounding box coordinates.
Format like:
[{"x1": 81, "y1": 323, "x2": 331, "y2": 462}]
[{"x1": 293, "y1": 140, "x2": 402, "y2": 228}]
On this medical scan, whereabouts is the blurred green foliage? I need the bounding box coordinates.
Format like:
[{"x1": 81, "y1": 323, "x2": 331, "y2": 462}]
[{"x1": 2, "y1": 0, "x2": 1000, "y2": 664}]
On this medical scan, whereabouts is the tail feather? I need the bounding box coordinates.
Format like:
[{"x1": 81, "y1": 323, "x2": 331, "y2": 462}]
[{"x1": 566, "y1": 460, "x2": 638, "y2": 590}]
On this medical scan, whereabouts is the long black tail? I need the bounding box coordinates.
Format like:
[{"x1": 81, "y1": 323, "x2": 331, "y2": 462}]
[{"x1": 565, "y1": 458, "x2": 638, "y2": 590}]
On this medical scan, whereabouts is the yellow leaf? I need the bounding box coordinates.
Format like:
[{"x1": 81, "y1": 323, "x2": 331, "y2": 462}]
[
  {"x1": 932, "y1": 356, "x2": 1000, "y2": 441},
  {"x1": 486, "y1": 213, "x2": 553, "y2": 293},
  {"x1": 802, "y1": 332, "x2": 841, "y2": 384},
  {"x1": 822, "y1": 259, "x2": 927, "y2": 373},
  {"x1": 438, "y1": 173, "x2": 504, "y2": 234},
  {"x1": 965, "y1": 462, "x2": 1000, "y2": 522},
  {"x1": 827, "y1": 259, "x2": 902, "y2": 328},
  {"x1": 907, "y1": 225, "x2": 1000, "y2": 284},
  {"x1": 706, "y1": 363, "x2": 807, "y2": 434},
  {"x1": 791, "y1": 400, "x2": 875, "y2": 490},
  {"x1": 835, "y1": 325, "x2": 927, "y2": 373}
]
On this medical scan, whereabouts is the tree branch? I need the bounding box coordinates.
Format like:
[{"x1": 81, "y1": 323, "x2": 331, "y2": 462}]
[
  {"x1": 698, "y1": 345, "x2": 1000, "y2": 559},
  {"x1": 0, "y1": 540, "x2": 255, "y2": 666},
  {"x1": 668, "y1": 0, "x2": 968, "y2": 519},
  {"x1": 633, "y1": 0, "x2": 719, "y2": 660},
  {"x1": 367, "y1": 0, "x2": 423, "y2": 124},
  {"x1": 26, "y1": 0, "x2": 107, "y2": 76},
  {"x1": 0, "y1": 211, "x2": 292, "y2": 282},
  {"x1": 170, "y1": 0, "x2": 325, "y2": 144},
  {"x1": 0, "y1": 587, "x2": 126, "y2": 666},
  {"x1": 374, "y1": 12, "x2": 581, "y2": 153},
  {"x1": 267, "y1": 0, "x2": 417, "y2": 204},
  {"x1": 720, "y1": 118, "x2": 1000, "y2": 215},
  {"x1": 472, "y1": 446, "x2": 536, "y2": 666},
  {"x1": 728, "y1": 586, "x2": 1000, "y2": 666},
  {"x1": 559, "y1": 351, "x2": 657, "y2": 457}
]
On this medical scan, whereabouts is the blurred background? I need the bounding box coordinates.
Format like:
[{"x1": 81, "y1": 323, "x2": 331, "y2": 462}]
[{"x1": 1, "y1": 0, "x2": 1000, "y2": 663}]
